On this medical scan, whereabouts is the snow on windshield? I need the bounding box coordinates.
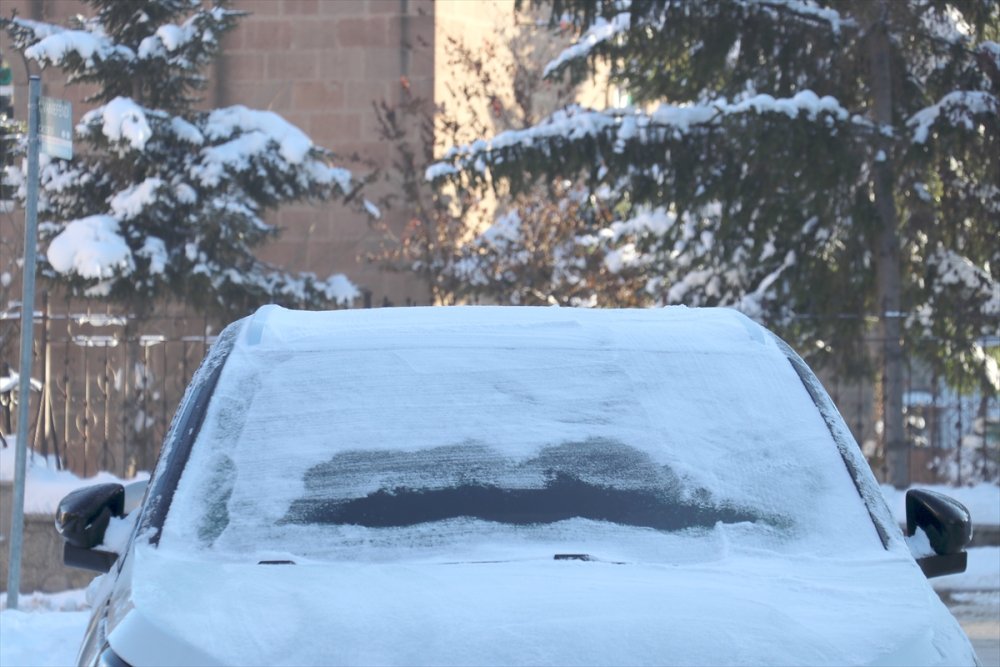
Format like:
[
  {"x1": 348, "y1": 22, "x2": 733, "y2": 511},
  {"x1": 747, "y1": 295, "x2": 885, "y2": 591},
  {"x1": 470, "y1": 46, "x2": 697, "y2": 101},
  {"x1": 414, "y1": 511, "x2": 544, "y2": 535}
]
[{"x1": 161, "y1": 306, "x2": 881, "y2": 562}]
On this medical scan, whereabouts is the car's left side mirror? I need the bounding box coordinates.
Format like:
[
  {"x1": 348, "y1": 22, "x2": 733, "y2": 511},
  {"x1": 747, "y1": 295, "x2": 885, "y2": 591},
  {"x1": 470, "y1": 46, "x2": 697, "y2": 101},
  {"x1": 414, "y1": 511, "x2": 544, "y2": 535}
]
[
  {"x1": 56, "y1": 483, "x2": 125, "y2": 573},
  {"x1": 905, "y1": 489, "x2": 973, "y2": 578}
]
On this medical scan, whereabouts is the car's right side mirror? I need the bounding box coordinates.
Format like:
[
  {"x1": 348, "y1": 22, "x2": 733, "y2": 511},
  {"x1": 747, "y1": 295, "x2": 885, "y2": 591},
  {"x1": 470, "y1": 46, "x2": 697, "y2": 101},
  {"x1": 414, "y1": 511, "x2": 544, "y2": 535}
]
[{"x1": 905, "y1": 489, "x2": 973, "y2": 578}]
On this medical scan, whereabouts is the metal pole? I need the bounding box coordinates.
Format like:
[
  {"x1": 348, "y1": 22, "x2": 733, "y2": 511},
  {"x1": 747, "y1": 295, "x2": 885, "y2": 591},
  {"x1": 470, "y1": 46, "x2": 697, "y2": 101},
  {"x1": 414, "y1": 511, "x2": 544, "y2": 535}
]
[{"x1": 7, "y1": 75, "x2": 41, "y2": 609}]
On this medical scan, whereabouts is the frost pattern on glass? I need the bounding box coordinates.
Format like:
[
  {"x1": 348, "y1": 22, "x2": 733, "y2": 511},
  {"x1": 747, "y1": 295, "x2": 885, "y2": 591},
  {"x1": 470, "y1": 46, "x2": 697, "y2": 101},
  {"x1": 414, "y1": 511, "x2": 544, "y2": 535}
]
[{"x1": 161, "y1": 307, "x2": 883, "y2": 563}]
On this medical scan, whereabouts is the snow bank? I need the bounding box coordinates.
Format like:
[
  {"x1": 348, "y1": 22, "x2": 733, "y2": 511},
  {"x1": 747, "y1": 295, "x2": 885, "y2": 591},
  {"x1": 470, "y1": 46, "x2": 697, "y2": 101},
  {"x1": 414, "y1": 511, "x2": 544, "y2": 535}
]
[
  {"x1": 0, "y1": 438, "x2": 148, "y2": 515},
  {"x1": 932, "y1": 547, "x2": 1000, "y2": 592},
  {"x1": 0, "y1": 609, "x2": 89, "y2": 667},
  {"x1": 0, "y1": 588, "x2": 89, "y2": 612}
]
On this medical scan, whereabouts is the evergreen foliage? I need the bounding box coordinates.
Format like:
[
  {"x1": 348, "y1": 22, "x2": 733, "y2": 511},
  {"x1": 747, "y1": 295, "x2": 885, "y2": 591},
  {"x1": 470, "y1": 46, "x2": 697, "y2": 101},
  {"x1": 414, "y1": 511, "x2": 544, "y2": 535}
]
[
  {"x1": 369, "y1": 29, "x2": 602, "y2": 307},
  {"x1": 428, "y1": 0, "x2": 999, "y2": 484},
  {"x1": 2, "y1": 0, "x2": 361, "y2": 316}
]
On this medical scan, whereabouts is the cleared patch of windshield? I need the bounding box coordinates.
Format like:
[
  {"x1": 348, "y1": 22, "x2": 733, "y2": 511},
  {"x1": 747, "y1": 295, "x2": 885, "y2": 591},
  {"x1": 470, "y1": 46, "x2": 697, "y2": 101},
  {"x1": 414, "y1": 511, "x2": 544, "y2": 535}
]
[{"x1": 283, "y1": 441, "x2": 767, "y2": 532}]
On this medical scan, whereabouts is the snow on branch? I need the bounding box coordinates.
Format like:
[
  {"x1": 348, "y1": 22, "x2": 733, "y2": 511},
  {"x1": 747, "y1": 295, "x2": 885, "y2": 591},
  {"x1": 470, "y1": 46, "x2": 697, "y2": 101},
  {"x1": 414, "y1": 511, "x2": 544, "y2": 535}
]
[
  {"x1": 216, "y1": 262, "x2": 359, "y2": 308},
  {"x1": 429, "y1": 90, "x2": 862, "y2": 180},
  {"x1": 204, "y1": 106, "x2": 315, "y2": 163},
  {"x1": 543, "y1": 11, "x2": 630, "y2": 78},
  {"x1": 11, "y1": 17, "x2": 135, "y2": 69},
  {"x1": 908, "y1": 91, "x2": 999, "y2": 143},
  {"x1": 46, "y1": 215, "x2": 134, "y2": 284},
  {"x1": 543, "y1": 0, "x2": 852, "y2": 79},
  {"x1": 109, "y1": 178, "x2": 166, "y2": 221},
  {"x1": 192, "y1": 106, "x2": 347, "y2": 193},
  {"x1": 932, "y1": 249, "x2": 999, "y2": 313},
  {"x1": 919, "y1": 5, "x2": 975, "y2": 48},
  {"x1": 735, "y1": 0, "x2": 856, "y2": 34},
  {"x1": 80, "y1": 97, "x2": 154, "y2": 150},
  {"x1": 981, "y1": 41, "x2": 1000, "y2": 67},
  {"x1": 136, "y1": 6, "x2": 240, "y2": 64}
]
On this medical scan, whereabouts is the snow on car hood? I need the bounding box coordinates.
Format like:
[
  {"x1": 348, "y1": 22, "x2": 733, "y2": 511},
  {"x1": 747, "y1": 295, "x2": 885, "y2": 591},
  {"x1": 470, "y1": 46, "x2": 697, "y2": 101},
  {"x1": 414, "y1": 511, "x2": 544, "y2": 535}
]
[{"x1": 111, "y1": 544, "x2": 976, "y2": 667}]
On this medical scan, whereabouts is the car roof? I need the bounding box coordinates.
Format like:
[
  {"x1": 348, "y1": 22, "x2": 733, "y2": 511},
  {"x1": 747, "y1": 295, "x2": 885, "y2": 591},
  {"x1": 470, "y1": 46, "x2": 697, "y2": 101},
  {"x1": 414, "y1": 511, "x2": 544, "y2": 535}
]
[{"x1": 238, "y1": 304, "x2": 777, "y2": 356}]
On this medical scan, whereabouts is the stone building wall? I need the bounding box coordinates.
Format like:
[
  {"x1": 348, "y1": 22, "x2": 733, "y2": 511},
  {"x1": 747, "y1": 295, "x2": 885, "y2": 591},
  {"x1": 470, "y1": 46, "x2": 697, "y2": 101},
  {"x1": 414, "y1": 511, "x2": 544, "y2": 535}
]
[
  {"x1": 0, "y1": 481, "x2": 97, "y2": 593},
  {"x1": 217, "y1": 0, "x2": 437, "y2": 305}
]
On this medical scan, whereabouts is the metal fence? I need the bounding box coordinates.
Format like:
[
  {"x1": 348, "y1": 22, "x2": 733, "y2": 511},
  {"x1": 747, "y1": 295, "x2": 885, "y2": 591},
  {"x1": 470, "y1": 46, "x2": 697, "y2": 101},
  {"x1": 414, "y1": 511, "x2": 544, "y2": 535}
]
[
  {"x1": 1, "y1": 295, "x2": 217, "y2": 478},
  {"x1": 824, "y1": 370, "x2": 998, "y2": 486},
  {"x1": 1, "y1": 299, "x2": 997, "y2": 485}
]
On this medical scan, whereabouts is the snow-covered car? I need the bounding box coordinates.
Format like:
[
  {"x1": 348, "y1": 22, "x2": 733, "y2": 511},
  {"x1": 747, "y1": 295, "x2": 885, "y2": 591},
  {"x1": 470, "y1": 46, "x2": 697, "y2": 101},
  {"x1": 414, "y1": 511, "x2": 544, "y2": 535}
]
[{"x1": 56, "y1": 306, "x2": 978, "y2": 666}]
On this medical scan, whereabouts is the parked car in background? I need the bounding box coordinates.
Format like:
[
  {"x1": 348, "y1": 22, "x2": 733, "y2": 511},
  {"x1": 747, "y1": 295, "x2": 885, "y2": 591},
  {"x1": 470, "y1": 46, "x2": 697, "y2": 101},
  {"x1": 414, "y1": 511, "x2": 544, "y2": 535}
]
[{"x1": 56, "y1": 306, "x2": 978, "y2": 666}]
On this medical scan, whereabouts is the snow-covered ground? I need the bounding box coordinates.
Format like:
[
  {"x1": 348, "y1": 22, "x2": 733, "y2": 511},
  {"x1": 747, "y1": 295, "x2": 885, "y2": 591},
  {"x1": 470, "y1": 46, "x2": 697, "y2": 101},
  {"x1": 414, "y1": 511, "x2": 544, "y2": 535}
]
[
  {"x1": 0, "y1": 607, "x2": 90, "y2": 667},
  {"x1": 0, "y1": 589, "x2": 90, "y2": 667}
]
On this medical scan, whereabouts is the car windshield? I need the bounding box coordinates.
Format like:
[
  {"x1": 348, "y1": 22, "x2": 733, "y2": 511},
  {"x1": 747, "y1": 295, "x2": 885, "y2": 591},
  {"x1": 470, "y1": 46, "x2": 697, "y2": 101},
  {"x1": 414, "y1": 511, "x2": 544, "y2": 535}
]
[{"x1": 160, "y1": 308, "x2": 883, "y2": 563}]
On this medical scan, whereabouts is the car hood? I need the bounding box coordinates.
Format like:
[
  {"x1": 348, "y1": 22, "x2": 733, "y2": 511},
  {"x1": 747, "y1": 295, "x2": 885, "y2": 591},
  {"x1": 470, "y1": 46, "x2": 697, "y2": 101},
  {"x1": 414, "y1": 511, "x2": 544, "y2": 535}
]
[{"x1": 109, "y1": 545, "x2": 976, "y2": 666}]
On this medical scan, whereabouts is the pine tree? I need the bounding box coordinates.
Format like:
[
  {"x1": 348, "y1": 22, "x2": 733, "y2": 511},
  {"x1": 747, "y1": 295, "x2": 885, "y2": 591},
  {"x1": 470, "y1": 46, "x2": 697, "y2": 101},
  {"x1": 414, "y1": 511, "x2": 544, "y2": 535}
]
[
  {"x1": 429, "y1": 0, "x2": 999, "y2": 488},
  {"x1": 2, "y1": 0, "x2": 361, "y2": 317},
  {"x1": 370, "y1": 28, "x2": 603, "y2": 307}
]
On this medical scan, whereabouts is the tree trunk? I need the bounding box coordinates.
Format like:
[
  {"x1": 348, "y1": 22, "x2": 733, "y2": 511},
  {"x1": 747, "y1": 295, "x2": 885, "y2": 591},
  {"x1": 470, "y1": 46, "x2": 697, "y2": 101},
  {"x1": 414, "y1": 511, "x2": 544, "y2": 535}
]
[{"x1": 868, "y1": 5, "x2": 909, "y2": 489}]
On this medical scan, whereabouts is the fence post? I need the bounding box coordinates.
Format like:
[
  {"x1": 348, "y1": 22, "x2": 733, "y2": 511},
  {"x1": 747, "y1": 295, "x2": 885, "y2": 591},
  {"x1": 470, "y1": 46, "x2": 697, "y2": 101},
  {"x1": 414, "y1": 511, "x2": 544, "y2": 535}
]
[
  {"x1": 33, "y1": 291, "x2": 49, "y2": 458},
  {"x1": 1, "y1": 361, "x2": 11, "y2": 434},
  {"x1": 956, "y1": 373, "x2": 963, "y2": 486},
  {"x1": 121, "y1": 317, "x2": 130, "y2": 479}
]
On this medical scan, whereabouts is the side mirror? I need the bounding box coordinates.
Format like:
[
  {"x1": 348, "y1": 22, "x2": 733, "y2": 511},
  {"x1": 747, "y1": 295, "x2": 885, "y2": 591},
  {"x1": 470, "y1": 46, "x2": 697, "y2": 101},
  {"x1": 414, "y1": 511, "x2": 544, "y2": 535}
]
[
  {"x1": 905, "y1": 489, "x2": 973, "y2": 578},
  {"x1": 55, "y1": 483, "x2": 125, "y2": 573}
]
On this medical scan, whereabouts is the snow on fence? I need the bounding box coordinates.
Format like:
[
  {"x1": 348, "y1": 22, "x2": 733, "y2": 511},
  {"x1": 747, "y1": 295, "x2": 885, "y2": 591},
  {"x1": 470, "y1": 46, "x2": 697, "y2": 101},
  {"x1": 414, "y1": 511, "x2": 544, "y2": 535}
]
[{"x1": 0, "y1": 299, "x2": 997, "y2": 485}]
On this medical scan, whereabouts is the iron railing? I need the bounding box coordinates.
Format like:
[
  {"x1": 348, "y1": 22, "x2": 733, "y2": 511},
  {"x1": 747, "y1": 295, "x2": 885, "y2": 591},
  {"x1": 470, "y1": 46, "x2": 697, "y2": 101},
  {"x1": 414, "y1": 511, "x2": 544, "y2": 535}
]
[{"x1": 1, "y1": 294, "x2": 216, "y2": 478}]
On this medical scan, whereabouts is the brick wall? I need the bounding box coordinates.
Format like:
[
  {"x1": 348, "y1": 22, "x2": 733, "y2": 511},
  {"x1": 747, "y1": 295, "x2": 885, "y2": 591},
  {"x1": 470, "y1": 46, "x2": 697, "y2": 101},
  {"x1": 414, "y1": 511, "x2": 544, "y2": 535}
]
[
  {"x1": 1, "y1": 0, "x2": 451, "y2": 308},
  {"x1": 219, "y1": 0, "x2": 437, "y2": 305}
]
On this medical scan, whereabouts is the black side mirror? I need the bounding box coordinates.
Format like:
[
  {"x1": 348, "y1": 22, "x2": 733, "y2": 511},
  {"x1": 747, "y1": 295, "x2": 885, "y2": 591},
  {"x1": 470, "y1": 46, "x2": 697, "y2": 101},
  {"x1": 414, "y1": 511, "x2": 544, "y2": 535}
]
[
  {"x1": 55, "y1": 483, "x2": 125, "y2": 572},
  {"x1": 905, "y1": 489, "x2": 973, "y2": 578}
]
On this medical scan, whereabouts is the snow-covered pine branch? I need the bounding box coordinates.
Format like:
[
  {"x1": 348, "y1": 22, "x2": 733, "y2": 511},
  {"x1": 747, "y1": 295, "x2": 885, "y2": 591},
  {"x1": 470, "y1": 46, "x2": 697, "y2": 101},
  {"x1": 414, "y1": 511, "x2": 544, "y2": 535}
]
[
  {"x1": 543, "y1": 11, "x2": 630, "y2": 79},
  {"x1": 908, "y1": 91, "x2": 999, "y2": 143},
  {"x1": 2, "y1": 0, "x2": 362, "y2": 315},
  {"x1": 7, "y1": 5, "x2": 241, "y2": 107},
  {"x1": 428, "y1": 90, "x2": 865, "y2": 182},
  {"x1": 735, "y1": 0, "x2": 856, "y2": 33},
  {"x1": 5, "y1": 17, "x2": 135, "y2": 89},
  {"x1": 34, "y1": 95, "x2": 353, "y2": 304},
  {"x1": 540, "y1": 0, "x2": 855, "y2": 83}
]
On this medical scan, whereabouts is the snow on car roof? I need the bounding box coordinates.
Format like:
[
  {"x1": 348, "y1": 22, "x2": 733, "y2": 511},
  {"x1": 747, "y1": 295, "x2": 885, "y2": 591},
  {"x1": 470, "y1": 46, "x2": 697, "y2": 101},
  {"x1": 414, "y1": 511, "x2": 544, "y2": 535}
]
[
  {"x1": 239, "y1": 303, "x2": 772, "y2": 353},
  {"x1": 162, "y1": 305, "x2": 885, "y2": 562}
]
